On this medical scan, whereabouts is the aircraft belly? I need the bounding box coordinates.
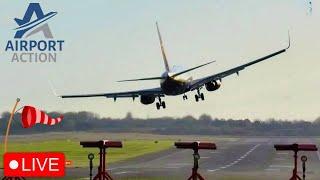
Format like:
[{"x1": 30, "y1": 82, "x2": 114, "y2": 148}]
[{"x1": 161, "y1": 79, "x2": 187, "y2": 95}]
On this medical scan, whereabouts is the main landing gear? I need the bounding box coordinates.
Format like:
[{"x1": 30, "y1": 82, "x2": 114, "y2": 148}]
[
  {"x1": 195, "y1": 88, "x2": 204, "y2": 102},
  {"x1": 156, "y1": 97, "x2": 166, "y2": 110},
  {"x1": 183, "y1": 94, "x2": 188, "y2": 100}
]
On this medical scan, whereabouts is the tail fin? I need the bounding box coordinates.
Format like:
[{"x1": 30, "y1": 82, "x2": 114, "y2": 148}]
[{"x1": 156, "y1": 22, "x2": 170, "y2": 72}]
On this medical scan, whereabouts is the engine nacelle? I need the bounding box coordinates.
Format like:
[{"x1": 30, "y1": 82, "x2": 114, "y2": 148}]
[
  {"x1": 140, "y1": 95, "x2": 155, "y2": 105},
  {"x1": 205, "y1": 80, "x2": 221, "y2": 91}
]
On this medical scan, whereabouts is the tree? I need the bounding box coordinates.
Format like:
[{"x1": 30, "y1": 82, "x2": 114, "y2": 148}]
[
  {"x1": 125, "y1": 112, "x2": 133, "y2": 120},
  {"x1": 199, "y1": 114, "x2": 212, "y2": 121},
  {"x1": 314, "y1": 117, "x2": 320, "y2": 124}
]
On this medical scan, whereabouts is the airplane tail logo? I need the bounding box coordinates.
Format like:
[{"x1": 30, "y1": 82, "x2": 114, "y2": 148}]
[{"x1": 14, "y1": 3, "x2": 57, "y2": 39}]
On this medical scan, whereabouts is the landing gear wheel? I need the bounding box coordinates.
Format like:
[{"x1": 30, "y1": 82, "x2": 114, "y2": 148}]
[
  {"x1": 183, "y1": 95, "x2": 188, "y2": 100},
  {"x1": 195, "y1": 95, "x2": 199, "y2": 102},
  {"x1": 156, "y1": 97, "x2": 166, "y2": 109},
  {"x1": 200, "y1": 93, "x2": 204, "y2": 101},
  {"x1": 162, "y1": 101, "x2": 166, "y2": 109}
]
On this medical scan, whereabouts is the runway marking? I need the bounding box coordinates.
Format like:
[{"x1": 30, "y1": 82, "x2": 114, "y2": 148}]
[
  {"x1": 106, "y1": 168, "x2": 118, "y2": 171},
  {"x1": 264, "y1": 168, "x2": 281, "y2": 171},
  {"x1": 274, "y1": 157, "x2": 286, "y2": 161},
  {"x1": 269, "y1": 165, "x2": 293, "y2": 168},
  {"x1": 167, "y1": 163, "x2": 190, "y2": 166},
  {"x1": 201, "y1": 156, "x2": 210, "y2": 159},
  {"x1": 114, "y1": 171, "x2": 137, "y2": 175},
  {"x1": 208, "y1": 168, "x2": 220, "y2": 172},
  {"x1": 276, "y1": 152, "x2": 289, "y2": 155},
  {"x1": 209, "y1": 151, "x2": 220, "y2": 154},
  {"x1": 164, "y1": 166, "x2": 181, "y2": 169},
  {"x1": 207, "y1": 144, "x2": 261, "y2": 173},
  {"x1": 114, "y1": 171, "x2": 129, "y2": 175}
]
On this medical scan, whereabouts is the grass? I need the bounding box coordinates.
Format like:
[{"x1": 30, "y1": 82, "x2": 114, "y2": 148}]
[
  {"x1": 0, "y1": 132, "x2": 239, "y2": 169},
  {"x1": 0, "y1": 139, "x2": 173, "y2": 168}
]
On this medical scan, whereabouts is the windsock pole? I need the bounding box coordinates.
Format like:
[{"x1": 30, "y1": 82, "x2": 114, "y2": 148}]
[{"x1": 3, "y1": 98, "x2": 20, "y2": 153}]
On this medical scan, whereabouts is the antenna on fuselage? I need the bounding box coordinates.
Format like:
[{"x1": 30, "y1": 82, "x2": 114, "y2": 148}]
[{"x1": 156, "y1": 22, "x2": 170, "y2": 72}]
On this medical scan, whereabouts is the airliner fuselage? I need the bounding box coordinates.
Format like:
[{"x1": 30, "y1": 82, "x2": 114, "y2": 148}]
[{"x1": 160, "y1": 71, "x2": 192, "y2": 95}]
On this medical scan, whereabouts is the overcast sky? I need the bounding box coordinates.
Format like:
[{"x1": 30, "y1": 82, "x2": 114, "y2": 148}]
[{"x1": 0, "y1": 0, "x2": 319, "y2": 121}]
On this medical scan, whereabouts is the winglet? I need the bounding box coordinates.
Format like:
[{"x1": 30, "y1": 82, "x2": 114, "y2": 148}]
[{"x1": 286, "y1": 31, "x2": 291, "y2": 50}]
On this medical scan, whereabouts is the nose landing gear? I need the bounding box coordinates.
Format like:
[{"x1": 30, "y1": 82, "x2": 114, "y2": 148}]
[
  {"x1": 195, "y1": 88, "x2": 204, "y2": 102},
  {"x1": 156, "y1": 97, "x2": 166, "y2": 110}
]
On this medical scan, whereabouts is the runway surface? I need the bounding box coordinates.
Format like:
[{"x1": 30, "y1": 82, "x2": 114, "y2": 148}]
[{"x1": 66, "y1": 137, "x2": 320, "y2": 179}]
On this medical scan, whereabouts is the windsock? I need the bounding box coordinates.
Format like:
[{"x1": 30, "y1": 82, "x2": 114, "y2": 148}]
[{"x1": 21, "y1": 106, "x2": 63, "y2": 128}]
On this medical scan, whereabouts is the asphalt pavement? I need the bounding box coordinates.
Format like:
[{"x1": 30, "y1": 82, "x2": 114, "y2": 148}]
[{"x1": 65, "y1": 137, "x2": 320, "y2": 180}]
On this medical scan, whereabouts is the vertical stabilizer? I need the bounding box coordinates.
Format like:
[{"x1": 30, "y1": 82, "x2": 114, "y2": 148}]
[{"x1": 156, "y1": 22, "x2": 170, "y2": 72}]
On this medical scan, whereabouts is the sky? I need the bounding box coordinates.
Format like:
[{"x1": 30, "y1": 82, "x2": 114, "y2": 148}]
[{"x1": 0, "y1": 0, "x2": 319, "y2": 121}]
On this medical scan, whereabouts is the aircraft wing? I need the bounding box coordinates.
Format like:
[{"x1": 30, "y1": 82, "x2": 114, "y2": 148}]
[
  {"x1": 60, "y1": 87, "x2": 164, "y2": 100},
  {"x1": 189, "y1": 46, "x2": 289, "y2": 91}
]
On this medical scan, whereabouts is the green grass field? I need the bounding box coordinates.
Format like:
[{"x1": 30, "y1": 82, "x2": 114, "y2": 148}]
[
  {"x1": 0, "y1": 139, "x2": 173, "y2": 168},
  {"x1": 0, "y1": 132, "x2": 237, "y2": 169}
]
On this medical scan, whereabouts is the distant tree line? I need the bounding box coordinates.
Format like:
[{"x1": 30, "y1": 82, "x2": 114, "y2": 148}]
[{"x1": 1, "y1": 111, "x2": 320, "y2": 136}]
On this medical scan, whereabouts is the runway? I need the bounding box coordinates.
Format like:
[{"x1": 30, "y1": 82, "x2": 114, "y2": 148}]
[{"x1": 66, "y1": 137, "x2": 320, "y2": 179}]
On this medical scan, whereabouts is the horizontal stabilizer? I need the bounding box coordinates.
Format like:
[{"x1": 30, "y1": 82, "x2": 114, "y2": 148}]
[
  {"x1": 117, "y1": 76, "x2": 164, "y2": 82},
  {"x1": 171, "y1": 60, "x2": 215, "y2": 78}
]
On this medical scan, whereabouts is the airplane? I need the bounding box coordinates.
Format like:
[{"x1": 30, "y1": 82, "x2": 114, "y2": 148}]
[{"x1": 60, "y1": 22, "x2": 290, "y2": 110}]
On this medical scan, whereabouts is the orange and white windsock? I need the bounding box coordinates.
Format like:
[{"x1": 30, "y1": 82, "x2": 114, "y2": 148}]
[{"x1": 21, "y1": 106, "x2": 63, "y2": 128}]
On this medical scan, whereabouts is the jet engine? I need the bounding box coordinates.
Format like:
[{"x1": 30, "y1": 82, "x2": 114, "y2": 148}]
[
  {"x1": 205, "y1": 80, "x2": 221, "y2": 91},
  {"x1": 140, "y1": 95, "x2": 156, "y2": 105}
]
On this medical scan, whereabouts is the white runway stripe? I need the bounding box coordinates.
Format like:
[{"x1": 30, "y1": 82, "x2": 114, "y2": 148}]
[
  {"x1": 269, "y1": 165, "x2": 293, "y2": 168},
  {"x1": 167, "y1": 163, "x2": 190, "y2": 166},
  {"x1": 114, "y1": 171, "x2": 137, "y2": 175},
  {"x1": 208, "y1": 144, "x2": 260, "y2": 173},
  {"x1": 201, "y1": 156, "x2": 210, "y2": 159},
  {"x1": 264, "y1": 168, "x2": 281, "y2": 171},
  {"x1": 209, "y1": 152, "x2": 220, "y2": 154}
]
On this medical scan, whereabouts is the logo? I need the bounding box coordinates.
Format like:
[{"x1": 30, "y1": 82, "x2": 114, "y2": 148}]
[
  {"x1": 5, "y1": 3, "x2": 65, "y2": 63},
  {"x1": 4, "y1": 152, "x2": 65, "y2": 177},
  {"x1": 14, "y1": 3, "x2": 57, "y2": 39}
]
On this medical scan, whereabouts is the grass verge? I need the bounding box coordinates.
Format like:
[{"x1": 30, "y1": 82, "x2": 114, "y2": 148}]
[{"x1": 0, "y1": 139, "x2": 172, "y2": 168}]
